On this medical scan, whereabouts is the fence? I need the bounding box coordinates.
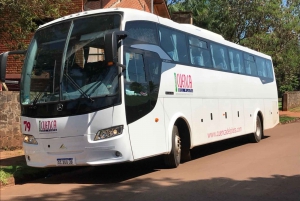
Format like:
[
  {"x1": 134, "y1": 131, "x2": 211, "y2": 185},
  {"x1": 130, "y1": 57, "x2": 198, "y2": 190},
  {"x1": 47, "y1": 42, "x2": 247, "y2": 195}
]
[
  {"x1": 0, "y1": 91, "x2": 22, "y2": 150},
  {"x1": 282, "y1": 91, "x2": 300, "y2": 111}
]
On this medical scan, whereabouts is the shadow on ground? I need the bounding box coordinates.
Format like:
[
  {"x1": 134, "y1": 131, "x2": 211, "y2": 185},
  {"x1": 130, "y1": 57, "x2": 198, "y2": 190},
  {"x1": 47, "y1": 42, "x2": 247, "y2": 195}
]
[
  {"x1": 2, "y1": 134, "x2": 270, "y2": 185},
  {"x1": 0, "y1": 155, "x2": 25, "y2": 166},
  {"x1": 4, "y1": 134, "x2": 299, "y2": 201},
  {"x1": 5, "y1": 174, "x2": 300, "y2": 201}
]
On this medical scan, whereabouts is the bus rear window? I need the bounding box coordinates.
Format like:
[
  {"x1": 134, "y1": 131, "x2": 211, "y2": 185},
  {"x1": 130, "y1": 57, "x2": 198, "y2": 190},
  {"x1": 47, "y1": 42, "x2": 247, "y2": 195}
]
[
  {"x1": 265, "y1": 60, "x2": 274, "y2": 79},
  {"x1": 256, "y1": 57, "x2": 268, "y2": 78}
]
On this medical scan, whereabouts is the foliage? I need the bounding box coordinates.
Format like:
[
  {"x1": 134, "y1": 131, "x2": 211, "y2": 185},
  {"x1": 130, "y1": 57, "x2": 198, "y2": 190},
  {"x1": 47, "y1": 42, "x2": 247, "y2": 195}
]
[
  {"x1": 0, "y1": 168, "x2": 12, "y2": 185},
  {"x1": 278, "y1": 100, "x2": 282, "y2": 110},
  {"x1": 279, "y1": 116, "x2": 300, "y2": 124},
  {"x1": 0, "y1": 0, "x2": 73, "y2": 50},
  {"x1": 168, "y1": 0, "x2": 300, "y2": 96},
  {"x1": 0, "y1": 164, "x2": 48, "y2": 186},
  {"x1": 0, "y1": 163, "x2": 83, "y2": 186}
]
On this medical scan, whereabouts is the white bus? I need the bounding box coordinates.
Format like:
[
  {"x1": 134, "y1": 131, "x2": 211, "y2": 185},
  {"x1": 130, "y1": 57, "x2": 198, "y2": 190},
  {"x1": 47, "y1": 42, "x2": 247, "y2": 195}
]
[{"x1": 0, "y1": 8, "x2": 279, "y2": 168}]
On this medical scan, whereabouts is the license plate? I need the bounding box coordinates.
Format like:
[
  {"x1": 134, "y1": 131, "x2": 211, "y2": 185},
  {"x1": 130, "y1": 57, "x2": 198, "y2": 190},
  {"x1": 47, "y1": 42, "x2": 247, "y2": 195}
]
[{"x1": 56, "y1": 158, "x2": 75, "y2": 166}]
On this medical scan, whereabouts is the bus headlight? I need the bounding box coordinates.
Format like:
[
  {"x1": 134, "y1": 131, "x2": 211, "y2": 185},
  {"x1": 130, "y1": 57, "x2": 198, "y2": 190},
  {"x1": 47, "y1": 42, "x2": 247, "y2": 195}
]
[
  {"x1": 23, "y1": 134, "x2": 38, "y2": 145},
  {"x1": 94, "y1": 125, "x2": 123, "y2": 141}
]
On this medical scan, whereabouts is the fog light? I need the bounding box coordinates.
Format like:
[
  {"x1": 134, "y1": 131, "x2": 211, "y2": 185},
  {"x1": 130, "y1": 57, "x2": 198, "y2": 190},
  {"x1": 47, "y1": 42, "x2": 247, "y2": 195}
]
[
  {"x1": 115, "y1": 151, "x2": 122, "y2": 157},
  {"x1": 94, "y1": 125, "x2": 123, "y2": 141}
]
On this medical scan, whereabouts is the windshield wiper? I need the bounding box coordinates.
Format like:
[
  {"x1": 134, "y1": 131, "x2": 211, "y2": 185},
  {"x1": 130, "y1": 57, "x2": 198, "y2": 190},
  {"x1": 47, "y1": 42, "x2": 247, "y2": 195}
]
[
  {"x1": 63, "y1": 73, "x2": 94, "y2": 102},
  {"x1": 31, "y1": 85, "x2": 50, "y2": 107}
]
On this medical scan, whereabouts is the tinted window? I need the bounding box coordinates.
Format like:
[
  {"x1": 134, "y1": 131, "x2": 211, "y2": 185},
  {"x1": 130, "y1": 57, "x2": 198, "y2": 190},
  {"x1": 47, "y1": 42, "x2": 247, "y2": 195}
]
[
  {"x1": 124, "y1": 51, "x2": 149, "y2": 124},
  {"x1": 125, "y1": 21, "x2": 158, "y2": 45},
  {"x1": 159, "y1": 26, "x2": 189, "y2": 63},
  {"x1": 123, "y1": 49, "x2": 162, "y2": 124},
  {"x1": 189, "y1": 36, "x2": 208, "y2": 48},
  {"x1": 228, "y1": 48, "x2": 245, "y2": 73},
  {"x1": 146, "y1": 52, "x2": 161, "y2": 110},
  {"x1": 244, "y1": 53, "x2": 257, "y2": 76},
  {"x1": 265, "y1": 60, "x2": 274, "y2": 79},
  {"x1": 188, "y1": 36, "x2": 212, "y2": 67},
  {"x1": 255, "y1": 57, "x2": 268, "y2": 77},
  {"x1": 125, "y1": 53, "x2": 146, "y2": 83},
  {"x1": 210, "y1": 43, "x2": 230, "y2": 71}
]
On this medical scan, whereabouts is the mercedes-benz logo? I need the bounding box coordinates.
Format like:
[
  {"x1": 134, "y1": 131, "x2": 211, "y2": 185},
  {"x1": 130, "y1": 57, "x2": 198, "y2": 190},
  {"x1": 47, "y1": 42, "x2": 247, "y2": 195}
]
[{"x1": 57, "y1": 103, "x2": 63, "y2": 111}]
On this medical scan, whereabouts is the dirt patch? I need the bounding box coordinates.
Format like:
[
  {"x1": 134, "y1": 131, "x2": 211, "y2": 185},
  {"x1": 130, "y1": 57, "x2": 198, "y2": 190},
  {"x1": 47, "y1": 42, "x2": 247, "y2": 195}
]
[
  {"x1": 279, "y1": 110, "x2": 300, "y2": 124},
  {"x1": 279, "y1": 110, "x2": 300, "y2": 118},
  {"x1": 0, "y1": 149, "x2": 24, "y2": 160}
]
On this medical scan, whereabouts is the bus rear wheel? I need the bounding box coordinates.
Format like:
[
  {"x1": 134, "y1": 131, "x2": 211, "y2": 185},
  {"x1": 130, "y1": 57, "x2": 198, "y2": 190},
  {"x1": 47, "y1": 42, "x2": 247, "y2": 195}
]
[
  {"x1": 249, "y1": 115, "x2": 263, "y2": 143},
  {"x1": 164, "y1": 125, "x2": 181, "y2": 168}
]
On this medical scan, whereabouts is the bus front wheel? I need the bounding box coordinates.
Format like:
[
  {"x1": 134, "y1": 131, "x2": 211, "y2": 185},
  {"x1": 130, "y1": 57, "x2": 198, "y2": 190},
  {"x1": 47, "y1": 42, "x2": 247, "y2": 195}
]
[
  {"x1": 164, "y1": 125, "x2": 181, "y2": 168},
  {"x1": 249, "y1": 115, "x2": 263, "y2": 143}
]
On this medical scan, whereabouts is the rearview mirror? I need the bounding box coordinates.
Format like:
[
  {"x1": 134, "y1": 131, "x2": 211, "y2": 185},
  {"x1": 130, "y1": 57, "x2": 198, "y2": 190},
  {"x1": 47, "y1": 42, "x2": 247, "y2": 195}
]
[
  {"x1": 104, "y1": 31, "x2": 128, "y2": 64},
  {"x1": 0, "y1": 50, "x2": 26, "y2": 82}
]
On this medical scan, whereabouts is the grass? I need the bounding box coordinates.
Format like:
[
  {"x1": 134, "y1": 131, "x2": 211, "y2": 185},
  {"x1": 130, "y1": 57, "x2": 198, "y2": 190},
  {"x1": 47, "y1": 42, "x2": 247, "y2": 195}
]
[
  {"x1": 0, "y1": 161, "x2": 83, "y2": 187},
  {"x1": 279, "y1": 116, "x2": 299, "y2": 124},
  {"x1": 0, "y1": 164, "x2": 49, "y2": 186},
  {"x1": 278, "y1": 101, "x2": 282, "y2": 110},
  {"x1": 0, "y1": 168, "x2": 12, "y2": 185}
]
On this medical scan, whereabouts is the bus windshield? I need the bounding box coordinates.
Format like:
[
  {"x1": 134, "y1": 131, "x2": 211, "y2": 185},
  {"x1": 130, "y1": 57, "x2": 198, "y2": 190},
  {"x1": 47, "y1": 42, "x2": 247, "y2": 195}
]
[{"x1": 20, "y1": 14, "x2": 121, "y2": 105}]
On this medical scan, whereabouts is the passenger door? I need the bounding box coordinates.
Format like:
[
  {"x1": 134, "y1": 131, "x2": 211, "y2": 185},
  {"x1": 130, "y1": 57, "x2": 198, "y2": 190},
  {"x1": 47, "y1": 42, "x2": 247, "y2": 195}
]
[{"x1": 124, "y1": 48, "x2": 166, "y2": 160}]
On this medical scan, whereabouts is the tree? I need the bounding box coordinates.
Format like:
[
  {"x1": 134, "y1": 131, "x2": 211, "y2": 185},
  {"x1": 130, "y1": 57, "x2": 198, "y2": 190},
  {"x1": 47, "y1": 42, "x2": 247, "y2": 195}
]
[
  {"x1": 0, "y1": 0, "x2": 73, "y2": 50},
  {"x1": 168, "y1": 0, "x2": 300, "y2": 95}
]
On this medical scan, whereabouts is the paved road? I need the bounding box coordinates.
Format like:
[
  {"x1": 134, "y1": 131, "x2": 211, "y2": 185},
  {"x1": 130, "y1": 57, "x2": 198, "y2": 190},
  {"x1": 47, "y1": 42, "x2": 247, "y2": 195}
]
[{"x1": 1, "y1": 122, "x2": 300, "y2": 201}]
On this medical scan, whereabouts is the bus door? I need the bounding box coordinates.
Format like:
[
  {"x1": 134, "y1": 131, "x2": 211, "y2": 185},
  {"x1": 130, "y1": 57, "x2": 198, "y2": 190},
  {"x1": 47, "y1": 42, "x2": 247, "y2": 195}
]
[{"x1": 123, "y1": 48, "x2": 166, "y2": 160}]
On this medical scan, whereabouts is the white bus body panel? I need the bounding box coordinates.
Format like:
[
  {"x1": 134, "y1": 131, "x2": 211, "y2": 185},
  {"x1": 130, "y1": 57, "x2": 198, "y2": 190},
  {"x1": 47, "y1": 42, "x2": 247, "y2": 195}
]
[
  {"x1": 21, "y1": 105, "x2": 133, "y2": 167},
  {"x1": 127, "y1": 98, "x2": 166, "y2": 160},
  {"x1": 160, "y1": 62, "x2": 279, "y2": 150}
]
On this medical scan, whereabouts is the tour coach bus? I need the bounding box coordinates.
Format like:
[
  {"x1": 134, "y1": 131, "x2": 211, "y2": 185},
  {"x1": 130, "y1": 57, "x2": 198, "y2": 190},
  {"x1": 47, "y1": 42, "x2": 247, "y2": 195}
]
[{"x1": 0, "y1": 8, "x2": 279, "y2": 168}]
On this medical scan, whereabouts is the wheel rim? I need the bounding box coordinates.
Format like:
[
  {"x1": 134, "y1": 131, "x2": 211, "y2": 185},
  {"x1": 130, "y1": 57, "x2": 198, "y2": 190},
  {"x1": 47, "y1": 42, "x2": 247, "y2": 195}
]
[
  {"x1": 256, "y1": 118, "x2": 261, "y2": 137},
  {"x1": 175, "y1": 134, "x2": 181, "y2": 160}
]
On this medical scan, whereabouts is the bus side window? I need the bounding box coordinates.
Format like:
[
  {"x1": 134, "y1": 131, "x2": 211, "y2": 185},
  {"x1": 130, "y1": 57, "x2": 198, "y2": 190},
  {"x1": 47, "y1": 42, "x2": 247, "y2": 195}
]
[
  {"x1": 159, "y1": 26, "x2": 189, "y2": 64},
  {"x1": 190, "y1": 46, "x2": 203, "y2": 66},
  {"x1": 265, "y1": 60, "x2": 274, "y2": 79},
  {"x1": 127, "y1": 53, "x2": 146, "y2": 83},
  {"x1": 244, "y1": 54, "x2": 257, "y2": 76},
  {"x1": 210, "y1": 43, "x2": 229, "y2": 71},
  {"x1": 125, "y1": 21, "x2": 158, "y2": 45},
  {"x1": 256, "y1": 57, "x2": 267, "y2": 77},
  {"x1": 228, "y1": 49, "x2": 245, "y2": 74},
  {"x1": 188, "y1": 36, "x2": 212, "y2": 68}
]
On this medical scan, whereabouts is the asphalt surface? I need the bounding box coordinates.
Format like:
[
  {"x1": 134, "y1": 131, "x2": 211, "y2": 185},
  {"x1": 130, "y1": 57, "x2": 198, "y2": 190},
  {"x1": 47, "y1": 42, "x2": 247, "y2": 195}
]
[{"x1": 1, "y1": 122, "x2": 300, "y2": 201}]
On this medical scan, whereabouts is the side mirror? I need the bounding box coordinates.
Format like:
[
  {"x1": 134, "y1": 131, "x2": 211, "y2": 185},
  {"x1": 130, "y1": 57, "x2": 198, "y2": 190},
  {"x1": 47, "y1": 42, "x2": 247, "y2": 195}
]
[
  {"x1": 104, "y1": 31, "x2": 128, "y2": 65},
  {"x1": 0, "y1": 50, "x2": 26, "y2": 82}
]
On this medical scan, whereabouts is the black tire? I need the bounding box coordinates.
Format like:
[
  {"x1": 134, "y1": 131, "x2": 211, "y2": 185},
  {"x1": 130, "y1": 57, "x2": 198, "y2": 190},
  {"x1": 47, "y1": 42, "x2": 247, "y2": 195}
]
[
  {"x1": 181, "y1": 148, "x2": 191, "y2": 163},
  {"x1": 164, "y1": 125, "x2": 181, "y2": 168},
  {"x1": 249, "y1": 116, "x2": 263, "y2": 143}
]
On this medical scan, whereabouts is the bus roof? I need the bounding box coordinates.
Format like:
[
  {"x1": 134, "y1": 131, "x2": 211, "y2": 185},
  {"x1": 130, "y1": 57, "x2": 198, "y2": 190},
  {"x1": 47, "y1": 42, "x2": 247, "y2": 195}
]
[{"x1": 38, "y1": 8, "x2": 271, "y2": 60}]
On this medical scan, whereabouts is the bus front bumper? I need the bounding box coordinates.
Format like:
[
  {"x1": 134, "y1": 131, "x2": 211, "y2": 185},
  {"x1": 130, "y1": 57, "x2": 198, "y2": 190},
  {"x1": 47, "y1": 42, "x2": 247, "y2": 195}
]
[{"x1": 23, "y1": 134, "x2": 133, "y2": 167}]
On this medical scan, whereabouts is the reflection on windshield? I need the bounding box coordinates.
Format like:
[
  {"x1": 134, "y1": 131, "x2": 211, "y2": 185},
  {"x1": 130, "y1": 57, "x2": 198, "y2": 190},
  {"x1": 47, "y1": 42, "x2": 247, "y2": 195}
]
[{"x1": 21, "y1": 14, "x2": 121, "y2": 105}]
